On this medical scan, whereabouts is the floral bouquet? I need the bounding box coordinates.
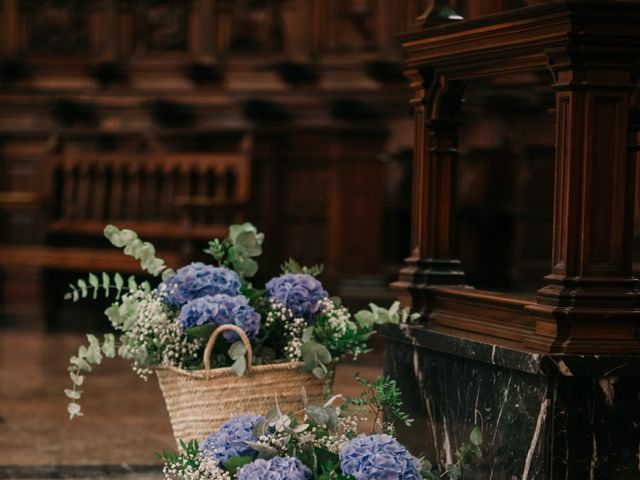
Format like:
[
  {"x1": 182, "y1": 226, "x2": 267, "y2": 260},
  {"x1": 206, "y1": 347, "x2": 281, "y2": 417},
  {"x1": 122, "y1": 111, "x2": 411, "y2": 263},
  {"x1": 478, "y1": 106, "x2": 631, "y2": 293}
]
[
  {"x1": 64, "y1": 222, "x2": 414, "y2": 442},
  {"x1": 159, "y1": 375, "x2": 482, "y2": 480}
]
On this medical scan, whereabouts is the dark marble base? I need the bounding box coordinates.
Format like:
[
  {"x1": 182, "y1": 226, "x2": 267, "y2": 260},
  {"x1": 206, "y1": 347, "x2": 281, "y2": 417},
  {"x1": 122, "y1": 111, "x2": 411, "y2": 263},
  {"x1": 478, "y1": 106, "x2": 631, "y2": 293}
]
[{"x1": 381, "y1": 324, "x2": 640, "y2": 480}]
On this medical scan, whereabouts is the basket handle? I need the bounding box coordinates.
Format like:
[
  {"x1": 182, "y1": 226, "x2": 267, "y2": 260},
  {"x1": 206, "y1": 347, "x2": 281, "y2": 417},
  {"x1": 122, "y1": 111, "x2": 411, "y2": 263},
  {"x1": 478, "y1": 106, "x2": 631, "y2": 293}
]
[{"x1": 203, "y1": 324, "x2": 253, "y2": 372}]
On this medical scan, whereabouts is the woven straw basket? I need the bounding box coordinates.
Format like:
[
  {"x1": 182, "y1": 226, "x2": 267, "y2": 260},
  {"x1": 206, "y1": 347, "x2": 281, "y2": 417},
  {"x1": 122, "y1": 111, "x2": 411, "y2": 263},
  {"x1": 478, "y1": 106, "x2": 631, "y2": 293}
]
[{"x1": 156, "y1": 324, "x2": 333, "y2": 444}]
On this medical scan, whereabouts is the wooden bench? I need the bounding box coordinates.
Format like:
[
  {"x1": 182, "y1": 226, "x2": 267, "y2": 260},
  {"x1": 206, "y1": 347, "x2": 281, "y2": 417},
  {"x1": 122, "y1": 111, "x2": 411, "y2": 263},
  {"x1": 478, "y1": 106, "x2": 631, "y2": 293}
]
[{"x1": 0, "y1": 138, "x2": 252, "y2": 275}]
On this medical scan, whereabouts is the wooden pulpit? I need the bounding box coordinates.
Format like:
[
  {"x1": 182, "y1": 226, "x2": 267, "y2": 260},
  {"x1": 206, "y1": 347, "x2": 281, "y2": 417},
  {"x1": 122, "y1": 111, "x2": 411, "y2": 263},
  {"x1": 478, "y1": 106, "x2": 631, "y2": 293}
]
[{"x1": 384, "y1": 1, "x2": 640, "y2": 478}]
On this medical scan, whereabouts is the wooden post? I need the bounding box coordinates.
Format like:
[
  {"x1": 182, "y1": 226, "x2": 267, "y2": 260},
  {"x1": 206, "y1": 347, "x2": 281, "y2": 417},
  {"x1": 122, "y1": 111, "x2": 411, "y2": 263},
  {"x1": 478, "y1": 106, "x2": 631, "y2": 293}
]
[
  {"x1": 525, "y1": 47, "x2": 640, "y2": 352},
  {"x1": 392, "y1": 68, "x2": 467, "y2": 313}
]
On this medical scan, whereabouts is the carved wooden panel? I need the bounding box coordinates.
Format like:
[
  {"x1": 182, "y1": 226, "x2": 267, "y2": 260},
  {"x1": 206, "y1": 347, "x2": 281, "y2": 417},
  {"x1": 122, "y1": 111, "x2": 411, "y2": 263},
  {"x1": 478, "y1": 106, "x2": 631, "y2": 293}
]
[
  {"x1": 119, "y1": 0, "x2": 192, "y2": 55},
  {"x1": 226, "y1": 0, "x2": 286, "y2": 53},
  {"x1": 18, "y1": 0, "x2": 105, "y2": 56}
]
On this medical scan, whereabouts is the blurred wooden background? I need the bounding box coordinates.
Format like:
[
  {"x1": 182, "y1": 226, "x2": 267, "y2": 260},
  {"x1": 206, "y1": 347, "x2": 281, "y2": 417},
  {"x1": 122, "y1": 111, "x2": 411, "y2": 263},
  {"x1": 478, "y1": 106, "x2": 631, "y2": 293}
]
[{"x1": 0, "y1": 0, "x2": 566, "y2": 330}]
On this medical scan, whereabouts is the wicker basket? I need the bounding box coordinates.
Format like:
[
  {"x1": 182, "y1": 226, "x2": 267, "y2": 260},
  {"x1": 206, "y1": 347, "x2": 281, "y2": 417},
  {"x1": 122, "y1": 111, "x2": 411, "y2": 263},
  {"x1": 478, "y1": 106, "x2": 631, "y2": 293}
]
[{"x1": 156, "y1": 324, "x2": 333, "y2": 444}]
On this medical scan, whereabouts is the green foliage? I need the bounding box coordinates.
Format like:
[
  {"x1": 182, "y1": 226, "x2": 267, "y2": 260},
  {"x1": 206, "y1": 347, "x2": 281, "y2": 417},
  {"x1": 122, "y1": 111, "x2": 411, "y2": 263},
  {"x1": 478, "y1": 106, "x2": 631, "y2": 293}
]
[
  {"x1": 420, "y1": 427, "x2": 484, "y2": 479},
  {"x1": 185, "y1": 324, "x2": 216, "y2": 339},
  {"x1": 300, "y1": 340, "x2": 332, "y2": 379},
  {"x1": 64, "y1": 272, "x2": 135, "y2": 302},
  {"x1": 280, "y1": 258, "x2": 324, "y2": 276},
  {"x1": 228, "y1": 340, "x2": 247, "y2": 377},
  {"x1": 103, "y1": 293, "x2": 140, "y2": 330},
  {"x1": 455, "y1": 426, "x2": 483, "y2": 465},
  {"x1": 157, "y1": 379, "x2": 482, "y2": 480},
  {"x1": 158, "y1": 439, "x2": 200, "y2": 472},
  {"x1": 65, "y1": 334, "x2": 117, "y2": 419},
  {"x1": 346, "y1": 374, "x2": 414, "y2": 433},
  {"x1": 311, "y1": 302, "x2": 373, "y2": 361},
  {"x1": 223, "y1": 455, "x2": 254, "y2": 475},
  {"x1": 204, "y1": 222, "x2": 264, "y2": 281},
  {"x1": 103, "y1": 225, "x2": 173, "y2": 278},
  {"x1": 354, "y1": 301, "x2": 420, "y2": 329}
]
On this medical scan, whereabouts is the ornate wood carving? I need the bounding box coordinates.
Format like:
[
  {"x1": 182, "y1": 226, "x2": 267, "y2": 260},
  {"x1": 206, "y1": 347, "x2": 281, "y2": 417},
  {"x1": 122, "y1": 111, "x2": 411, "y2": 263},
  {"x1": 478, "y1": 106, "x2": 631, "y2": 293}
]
[
  {"x1": 132, "y1": 0, "x2": 189, "y2": 52},
  {"x1": 398, "y1": 0, "x2": 640, "y2": 353},
  {"x1": 30, "y1": 0, "x2": 91, "y2": 53},
  {"x1": 392, "y1": 68, "x2": 467, "y2": 313}
]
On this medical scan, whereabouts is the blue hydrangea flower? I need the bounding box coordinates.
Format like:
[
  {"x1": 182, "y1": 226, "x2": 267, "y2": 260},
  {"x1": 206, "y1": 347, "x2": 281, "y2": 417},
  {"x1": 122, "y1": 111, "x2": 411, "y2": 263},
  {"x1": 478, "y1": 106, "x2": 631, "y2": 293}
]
[
  {"x1": 340, "y1": 434, "x2": 422, "y2": 480},
  {"x1": 200, "y1": 414, "x2": 264, "y2": 464},
  {"x1": 158, "y1": 262, "x2": 241, "y2": 307},
  {"x1": 178, "y1": 294, "x2": 261, "y2": 341},
  {"x1": 237, "y1": 456, "x2": 312, "y2": 480},
  {"x1": 265, "y1": 273, "x2": 328, "y2": 322}
]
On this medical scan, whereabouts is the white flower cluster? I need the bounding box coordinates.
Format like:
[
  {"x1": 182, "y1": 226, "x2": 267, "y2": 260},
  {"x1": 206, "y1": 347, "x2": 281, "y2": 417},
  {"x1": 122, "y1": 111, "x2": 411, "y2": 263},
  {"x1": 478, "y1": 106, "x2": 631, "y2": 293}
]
[
  {"x1": 264, "y1": 299, "x2": 290, "y2": 328},
  {"x1": 316, "y1": 298, "x2": 366, "y2": 361},
  {"x1": 307, "y1": 415, "x2": 362, "y2": 453},
  {"x1": 265, "y1": 299, "x2": 306, "y2": 361},
  {"x1": 284, "y1": 316, "x2": 306, "y2": 361},
  {"x1": 163, "y1": 457, "x2": 230, "y2": 480},
  {"x1": 318, "y1": 298, "x2": 351, "y2": 336},
  {"x1": 256, "y1": 430, "x2": 289, "y2": 453},
  {"x1": 253, "y1": 411, "x2": 363, "y2": 457},
  {"x1": 118, "y1": 289, "x2": 201, "y2": 378}
]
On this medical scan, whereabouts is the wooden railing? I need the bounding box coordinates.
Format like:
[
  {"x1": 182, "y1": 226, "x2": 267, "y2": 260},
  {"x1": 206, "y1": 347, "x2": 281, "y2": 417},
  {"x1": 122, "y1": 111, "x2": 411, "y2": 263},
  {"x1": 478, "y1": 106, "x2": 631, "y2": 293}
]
[{"x1": 0, "y1": 137, "x2": 252, "y2": 272}]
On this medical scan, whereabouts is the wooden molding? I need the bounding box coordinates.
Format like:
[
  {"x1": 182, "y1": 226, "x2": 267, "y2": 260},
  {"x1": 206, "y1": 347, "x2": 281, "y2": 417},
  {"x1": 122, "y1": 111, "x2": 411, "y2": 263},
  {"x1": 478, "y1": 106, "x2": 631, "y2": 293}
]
[{"x1": 397, "y1": 0, "x2": 640, "y2": 354}]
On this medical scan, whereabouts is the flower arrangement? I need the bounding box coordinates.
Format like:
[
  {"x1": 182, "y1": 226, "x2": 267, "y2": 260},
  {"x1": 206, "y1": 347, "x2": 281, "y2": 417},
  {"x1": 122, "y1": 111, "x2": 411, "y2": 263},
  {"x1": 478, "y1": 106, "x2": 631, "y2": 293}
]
[
  {"x1": 159, "y1": 375, "x2": 483, "y2": 480},
  {"x1": 64, "y1": 222, "x2": 416, "y2": 419}
]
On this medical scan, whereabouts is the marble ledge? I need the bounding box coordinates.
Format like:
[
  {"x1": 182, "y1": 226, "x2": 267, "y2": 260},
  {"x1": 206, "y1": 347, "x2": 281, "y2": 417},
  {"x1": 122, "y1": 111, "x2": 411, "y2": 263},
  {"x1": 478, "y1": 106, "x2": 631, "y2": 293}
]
[{"x1": 379, "y1": 323, "x2": 640, "y2": 378}]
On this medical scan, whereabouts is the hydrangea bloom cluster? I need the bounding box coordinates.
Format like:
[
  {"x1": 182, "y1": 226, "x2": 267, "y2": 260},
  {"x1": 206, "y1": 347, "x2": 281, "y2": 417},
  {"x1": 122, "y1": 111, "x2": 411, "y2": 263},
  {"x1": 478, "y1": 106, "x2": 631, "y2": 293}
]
[
  {"x1": 178, "y1": 294, "x2": 261, "y2": 341},
  {"x1": 265, "y1": 273, "x2": 328, "y2": 322},
  {"x1": 339, "y1": 434, "x2": 423, "y2": 480},
  {"x1": 114, "y1": 289, "x2": 201, "y2": 378},
  {"x1": 237, "y1": 457, "x2": 312, "y2": 480},
  {"x1": 159, "y1": 263, "x2": 241, "y2": 307},
  {"x1": 200, "y1": 414, "x2": 265, "y2": 464}
]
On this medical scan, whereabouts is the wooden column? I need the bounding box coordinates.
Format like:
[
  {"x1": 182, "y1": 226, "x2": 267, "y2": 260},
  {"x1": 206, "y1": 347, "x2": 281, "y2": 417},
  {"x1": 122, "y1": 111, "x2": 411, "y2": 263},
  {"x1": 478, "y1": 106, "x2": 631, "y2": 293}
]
[
  {"x1": 392, "y1": 68, "x2": 467, "y2": 313},
  {"x1": 525, "y1": 48, "x2": 640, "y2": 352}
]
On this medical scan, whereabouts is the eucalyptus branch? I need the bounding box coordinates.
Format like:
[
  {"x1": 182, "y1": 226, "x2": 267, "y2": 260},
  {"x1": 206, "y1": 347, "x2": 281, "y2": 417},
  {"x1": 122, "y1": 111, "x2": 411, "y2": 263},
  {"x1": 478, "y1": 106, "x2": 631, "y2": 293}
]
[
  {"x1": 103, "y1": 225, "x2": 173, "y2": 279},
  {"x1": 64, "y1": 272, "x2": 143, "y2": 302},
  {"x1": 66, "y1": 334, "x2": 117, "y2": 419}
]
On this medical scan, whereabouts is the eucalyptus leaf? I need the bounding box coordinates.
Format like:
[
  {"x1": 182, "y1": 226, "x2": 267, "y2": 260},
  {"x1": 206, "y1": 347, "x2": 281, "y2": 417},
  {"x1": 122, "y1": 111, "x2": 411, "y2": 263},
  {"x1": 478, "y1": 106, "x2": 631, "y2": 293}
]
[
  {"x1": 88, "y1": 273, "x2": 99, "y2": 299},
  {"x1": 306, "y1": 405, "x2": 330, "y2": 425},
  {"x1": 98, "y1": 272, "x2": 109, "y2": 297},
  {"x1": 233, "y1": 257, "x2": 258, "y2": 278},
  {"x1": 114, "y1": 272, "x2": 124, "y2": 298},
  {"x1": 67, "y1": 402, "x2": 83, "y2": 418},
  {"x1": 102, "y1": 334, "x2": 116, "y2": 357},
  {"x1": 302, "y1": 326, "x2": 314, "y2": 343},
  {"x1": 77, "y1": 279, "x2": 88, "y2": 297},
  {"x1": 234, "y1": 230, "x2": 262, "y2": 257},
  {"x1": 64, "y1": 388, "x2": 82, "y2": 400},
  {"x1": 69, "y1": 372, "x2": 85, "y2": 386},
  {"x1": 470, "y1": 426, "x2": 483, "y2": 446},
  {"x1": 312, "y1": 366, "x2": 327, "y2": 379},
  {"x1": 228, "y1": 341, "x2": 247, "y2": 361},
  {"x1": 231, "y1": 356, "x2": 246, "y2": 376},
  {"x1": 245, "y1": 441, "x2": 278, "y2": 460}
]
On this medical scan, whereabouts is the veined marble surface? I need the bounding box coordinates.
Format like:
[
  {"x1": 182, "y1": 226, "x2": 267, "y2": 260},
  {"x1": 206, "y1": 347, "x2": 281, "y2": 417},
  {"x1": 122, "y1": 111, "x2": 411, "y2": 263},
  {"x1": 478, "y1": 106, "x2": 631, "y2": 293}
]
[{"x1": 382, "y1": 324, "x2": 640, "y2": 480}]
